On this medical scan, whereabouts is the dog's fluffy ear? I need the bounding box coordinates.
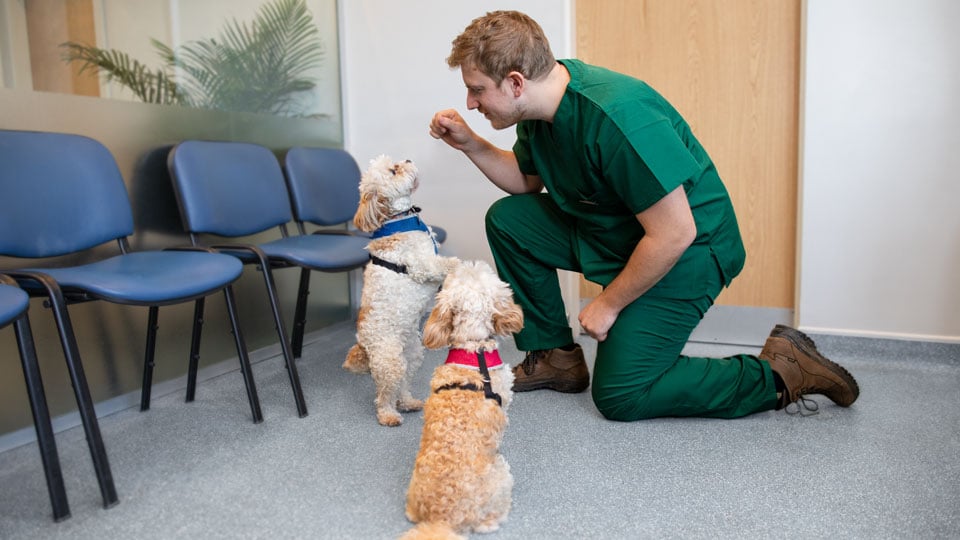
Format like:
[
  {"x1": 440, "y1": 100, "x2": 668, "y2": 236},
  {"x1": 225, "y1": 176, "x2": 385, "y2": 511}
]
[
  {"x1": 353, "y1": 192, "x2": 390, "y2": 232},
  {"x1": 422, "y1": 304, "x2": 455, "y2": 349},
  {"x1": 493, "y1": 299, "x2": 524, "y2": 336}
]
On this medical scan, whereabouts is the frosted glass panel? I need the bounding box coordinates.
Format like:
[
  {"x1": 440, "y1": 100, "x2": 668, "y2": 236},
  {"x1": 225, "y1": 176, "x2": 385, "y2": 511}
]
[{"x1": 2, "y1": 0, "x2": 340, "y2": 127}]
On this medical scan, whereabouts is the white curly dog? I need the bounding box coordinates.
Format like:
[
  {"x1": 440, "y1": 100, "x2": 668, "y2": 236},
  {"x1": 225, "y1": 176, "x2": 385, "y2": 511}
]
[{"x1": 344, "y1": 155, "x2": 459, "y2": 426}]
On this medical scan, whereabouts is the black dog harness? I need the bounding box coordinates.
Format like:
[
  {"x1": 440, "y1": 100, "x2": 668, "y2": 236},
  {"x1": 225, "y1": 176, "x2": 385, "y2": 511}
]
[
  {"x1": 369, "y1": 254, "x2": 407, "y2": 274},
  {"x1": 435, "y1": 349, "x2": 503, "y2": 407}
]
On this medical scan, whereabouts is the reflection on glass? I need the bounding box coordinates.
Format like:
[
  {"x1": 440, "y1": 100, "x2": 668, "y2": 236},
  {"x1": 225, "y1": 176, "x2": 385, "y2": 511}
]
[
  {"x1": 62, "y1": 0, "x2": 326, "y2": 117},
  {"x1": 3, "y1": 0, "x2": 339, "y2": 123}
]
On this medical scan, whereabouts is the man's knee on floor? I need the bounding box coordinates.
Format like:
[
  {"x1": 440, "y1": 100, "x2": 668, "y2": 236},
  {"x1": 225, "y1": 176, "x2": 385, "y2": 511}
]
[{"x1": 592, "y1": 384, "x2": 656, "y2": 422}]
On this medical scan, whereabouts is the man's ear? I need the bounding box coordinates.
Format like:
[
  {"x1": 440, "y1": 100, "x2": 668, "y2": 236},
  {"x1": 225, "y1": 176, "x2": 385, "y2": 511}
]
[{"x1": 505, "y1": 71, "x2": 525, "y2": 97}]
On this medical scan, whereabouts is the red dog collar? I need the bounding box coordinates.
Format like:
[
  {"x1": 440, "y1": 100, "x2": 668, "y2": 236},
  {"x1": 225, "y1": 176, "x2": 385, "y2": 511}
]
[{"x1": 444, "y1": 348, "x2": 504, "y2": 370}]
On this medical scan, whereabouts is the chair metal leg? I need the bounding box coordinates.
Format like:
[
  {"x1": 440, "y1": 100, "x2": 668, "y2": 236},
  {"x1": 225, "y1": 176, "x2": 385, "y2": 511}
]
[
  {"x1": 222, "y1": 286, "x2": 263, "y2": 423},
  {"x1": 291, "y1": 268, "x2": 311, "y2": 359},
  {"x1": 257, "y1": 264, "x2": 308, "y2": 418},
  {"x1": 185, "y1": 298, "x2": 205, "y2": 402},
  {"x1": 139, "y1": 306, "x2": 160, "y2": 411},
  {"x1": 15, "y1": 312, "x2": 71, "y2": 522},
  {"x1": 38, "y1": 278, "x2": 118, "y2": 509},
  {"x1": 211, "y1": 244, "x2": 308, "y2": 418}
]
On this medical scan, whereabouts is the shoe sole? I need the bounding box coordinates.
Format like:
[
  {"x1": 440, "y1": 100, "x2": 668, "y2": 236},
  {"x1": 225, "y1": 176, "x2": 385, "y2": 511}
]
[
  {"x1": 513, "y1": 378, "x2": 589, "y2": 394},
  {"x1": 771, "y1": 324, "x2": 860, "y2": 406}
]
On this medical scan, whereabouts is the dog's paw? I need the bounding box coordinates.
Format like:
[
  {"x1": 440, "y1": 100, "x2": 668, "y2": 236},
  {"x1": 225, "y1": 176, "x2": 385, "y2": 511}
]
[
  {"x1": 343, "y1": 344, "x2": 371, "y2": 374},
  {"x1": 473, "y1": 519, "x2": 504, "y2": 534},
  {"x1": 377, "y1": 409, "x2": 403, "y2": 427},
  {"x1": 397, "y1": 397, "x2": 424, "y2": 412},
  {"x1": 443, "y1": 256, "x2": 462, "y2": 274}
]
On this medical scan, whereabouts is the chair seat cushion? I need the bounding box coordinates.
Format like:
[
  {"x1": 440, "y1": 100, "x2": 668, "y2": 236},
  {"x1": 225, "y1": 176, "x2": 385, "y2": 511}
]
[
  {"x1": 23, "y1": 251, "x2": 244, "y2": 305},
  {"x1": 256, "y1": 234, "x2": 371, "y2": 271},
  {"x1": 429, "y1": 225, "x2": 447, "y2": 245},
  {"x1": 0, "y1": 284, "x2": 29, "y2": 326}
]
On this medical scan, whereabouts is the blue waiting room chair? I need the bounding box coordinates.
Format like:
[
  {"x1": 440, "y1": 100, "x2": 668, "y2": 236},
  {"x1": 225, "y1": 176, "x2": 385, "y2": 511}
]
[
  {"x1": 282, "y1": 147, "x2": 447, "y2": 357},
  {"x1": 0, "y1": 275, "x2": 69, "y2": 521},
  {"x1": 281, "y1": 146, "x2": 374, "y2": 358},
  {"x1": 0, "y1": 129, "x2": 265, "y2": 510},
  {"x1": 167, "y1": 140, "x2": 372, "y2": 418}
]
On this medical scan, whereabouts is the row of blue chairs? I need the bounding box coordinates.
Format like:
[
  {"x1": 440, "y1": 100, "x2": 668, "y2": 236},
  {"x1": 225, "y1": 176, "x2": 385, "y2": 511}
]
[{"x1": 1, "y1": 130, "x2": 442, "y2": 521}]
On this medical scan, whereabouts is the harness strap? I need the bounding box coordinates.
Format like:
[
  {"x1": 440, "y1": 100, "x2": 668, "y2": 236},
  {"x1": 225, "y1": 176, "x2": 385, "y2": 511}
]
[
  {"x1": 369, "y1": 254, "x2": 407, "y2": 274},
  {"x1": 475, "y1": 350, "x2": 503, "y2": 406},
  {"x1": 436, "y1": 382, "x2": 484, "y2": 395},
  {"x1": 434, "y1": 350, "x2": 502, "y2": 406}
]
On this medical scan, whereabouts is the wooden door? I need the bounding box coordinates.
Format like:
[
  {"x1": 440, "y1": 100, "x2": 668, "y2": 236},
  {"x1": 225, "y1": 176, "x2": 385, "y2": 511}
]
[
  {"x1": 575, "y1": 0, "x2": 801, "y2": 308},
  {"x1": 24, "y1": 0, "x2": 99, "y2": 96}
]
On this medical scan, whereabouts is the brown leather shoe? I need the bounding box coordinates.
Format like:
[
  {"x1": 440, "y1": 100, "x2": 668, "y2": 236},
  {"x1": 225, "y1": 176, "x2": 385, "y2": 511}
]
[
  {"x1": 512, "y1": 344, "x2": 590, "y2": 393},
  {"x1": 759, "y1": 325, "x2": 859, "y2": 408}
]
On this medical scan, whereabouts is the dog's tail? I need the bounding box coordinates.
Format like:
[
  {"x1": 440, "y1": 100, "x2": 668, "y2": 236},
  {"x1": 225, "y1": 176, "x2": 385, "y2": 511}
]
[
  {"x1": 342, "y1": 343, "x2": 371, "y2": 373},
  {"x1": 398, "y1": 521, "x2": 466, "y2": 540}
]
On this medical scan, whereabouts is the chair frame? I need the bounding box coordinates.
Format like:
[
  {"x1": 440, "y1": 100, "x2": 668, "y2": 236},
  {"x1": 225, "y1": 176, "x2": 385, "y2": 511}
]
[
  {"x1": 168, "y1": 141, "x2": 373, "y2": 418},
  {"x1": 1, "y1": 275, "x2": 70, "y2": 522},
  {"x1": 186, "y1": 241, "x2": 308, "y2": 416},
  {"x1": 1, "y1": 129, "x2": 266, "y2": 511},
  {"x1": 6, "y1": 241, "x2": 265, "y2": 422},
  {"x1": 1, "y1": 271, "x2": 121, "y2": 510},
  {"x1": 282, "y1": 146, "x2": 370, "y2": 359}
]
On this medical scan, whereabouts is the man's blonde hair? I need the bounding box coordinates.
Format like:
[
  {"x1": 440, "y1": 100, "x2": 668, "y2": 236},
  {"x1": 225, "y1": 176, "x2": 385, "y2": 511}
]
[{"x1": 447, "y1": 10, "x2": 555, "y2": 83}]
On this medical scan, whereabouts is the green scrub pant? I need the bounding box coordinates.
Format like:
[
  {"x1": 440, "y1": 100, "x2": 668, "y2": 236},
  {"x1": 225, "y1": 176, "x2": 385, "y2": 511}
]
[{"x1": 485, "y1": 193, "x2": 778, "y2": 420}]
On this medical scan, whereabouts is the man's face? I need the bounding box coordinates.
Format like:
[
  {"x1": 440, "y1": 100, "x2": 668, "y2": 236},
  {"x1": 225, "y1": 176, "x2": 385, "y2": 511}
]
[{"x1": 461, "y1": 64, "x2": 522, "y2": 130}]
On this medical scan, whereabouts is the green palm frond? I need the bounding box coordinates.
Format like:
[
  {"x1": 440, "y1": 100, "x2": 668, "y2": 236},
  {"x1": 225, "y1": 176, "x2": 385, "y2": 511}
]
[
  {"x1": 60, "y1": 42, "x2": 185, "y2": 105},
  {"x1": 169, "y1": 0, "x2": 324, "y2": 115},
  {"x1": 59, "y1": 0, "x2": 324, "y2": 117}
]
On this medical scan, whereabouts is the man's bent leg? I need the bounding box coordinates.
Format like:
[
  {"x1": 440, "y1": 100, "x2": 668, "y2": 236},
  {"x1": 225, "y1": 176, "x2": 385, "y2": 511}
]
[
  {"x1": 486, "y1": 194, "x2": 590, "y2": 393},
  {"x1": 485, "y1": 193, "x2": 579, "y2": 351},
  {"x1": 591, "y1": 293, "x2": 779, "y2": 421}
]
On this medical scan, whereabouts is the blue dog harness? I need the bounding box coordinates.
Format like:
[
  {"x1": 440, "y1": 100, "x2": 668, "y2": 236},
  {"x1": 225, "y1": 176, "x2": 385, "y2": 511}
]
[{"x1": 369, "y1": 207, "x2": 438, "y2": 273}]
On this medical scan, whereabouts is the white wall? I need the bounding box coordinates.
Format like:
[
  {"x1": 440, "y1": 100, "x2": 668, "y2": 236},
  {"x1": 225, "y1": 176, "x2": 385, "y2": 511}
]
[
  {"x1": 800, "y1": 0, "x2": 960, "y2": 343},
  {"x1": 339, "y1": 0, "x2": 572, "y2": 266},
  {"x1": 339, "y1": 1, "x2": 581, "y2": 327}
]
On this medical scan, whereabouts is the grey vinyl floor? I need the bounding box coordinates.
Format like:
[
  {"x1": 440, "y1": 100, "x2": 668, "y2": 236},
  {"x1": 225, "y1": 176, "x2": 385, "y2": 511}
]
[{"x1": 0, "y1": 321, "x2": 958, "y2": 539}]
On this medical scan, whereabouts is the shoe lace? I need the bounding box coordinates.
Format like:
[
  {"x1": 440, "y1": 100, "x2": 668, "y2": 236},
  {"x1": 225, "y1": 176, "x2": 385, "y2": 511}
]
[
  {"x1": 784, "y1": 395, "x2": 820, "y2": 416},
  {"x1": 520, "y1": 350, "x2": 546, "y2": 375}
]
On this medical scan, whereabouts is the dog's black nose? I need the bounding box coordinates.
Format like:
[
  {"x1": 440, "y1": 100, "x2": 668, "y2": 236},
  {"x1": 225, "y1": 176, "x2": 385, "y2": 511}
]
[{"x1": 404, "y1": 159, "x2": 412, "y2": 163}]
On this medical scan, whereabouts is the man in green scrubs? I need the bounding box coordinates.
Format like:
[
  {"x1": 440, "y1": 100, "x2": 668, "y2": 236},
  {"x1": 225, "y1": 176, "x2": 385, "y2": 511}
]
[{"x1": 430, "y1": 10, "x2": 859, "y2": 420}]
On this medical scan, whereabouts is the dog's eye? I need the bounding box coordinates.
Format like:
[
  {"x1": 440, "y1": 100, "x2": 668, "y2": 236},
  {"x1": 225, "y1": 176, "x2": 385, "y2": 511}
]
[{"x1": 389, "y1": 166, "x2": 398, "y2": 175}]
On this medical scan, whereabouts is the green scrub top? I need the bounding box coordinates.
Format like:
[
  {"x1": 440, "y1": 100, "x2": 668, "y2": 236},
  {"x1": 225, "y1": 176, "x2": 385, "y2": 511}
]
[{"x1": 513, "y1": 59, "x2": 746, "y2": 299}]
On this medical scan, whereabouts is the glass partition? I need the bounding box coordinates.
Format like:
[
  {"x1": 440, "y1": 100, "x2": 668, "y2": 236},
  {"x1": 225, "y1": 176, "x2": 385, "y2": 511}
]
[{"x1": 2, "y1": 0, "x2": 341, "y2": 131}]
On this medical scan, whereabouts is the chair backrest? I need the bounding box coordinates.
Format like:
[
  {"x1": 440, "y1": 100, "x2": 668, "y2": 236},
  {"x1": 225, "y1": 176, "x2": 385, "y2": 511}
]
[
  {"x1": 283, "y1": 147, "x2": 361, "y2": 227},
  {"x1": 0, "y1": 129, "x2": 135, "y2": 258},
  {"x1": 167, "y1": 140, "x2": 294, "y2": 237}
]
